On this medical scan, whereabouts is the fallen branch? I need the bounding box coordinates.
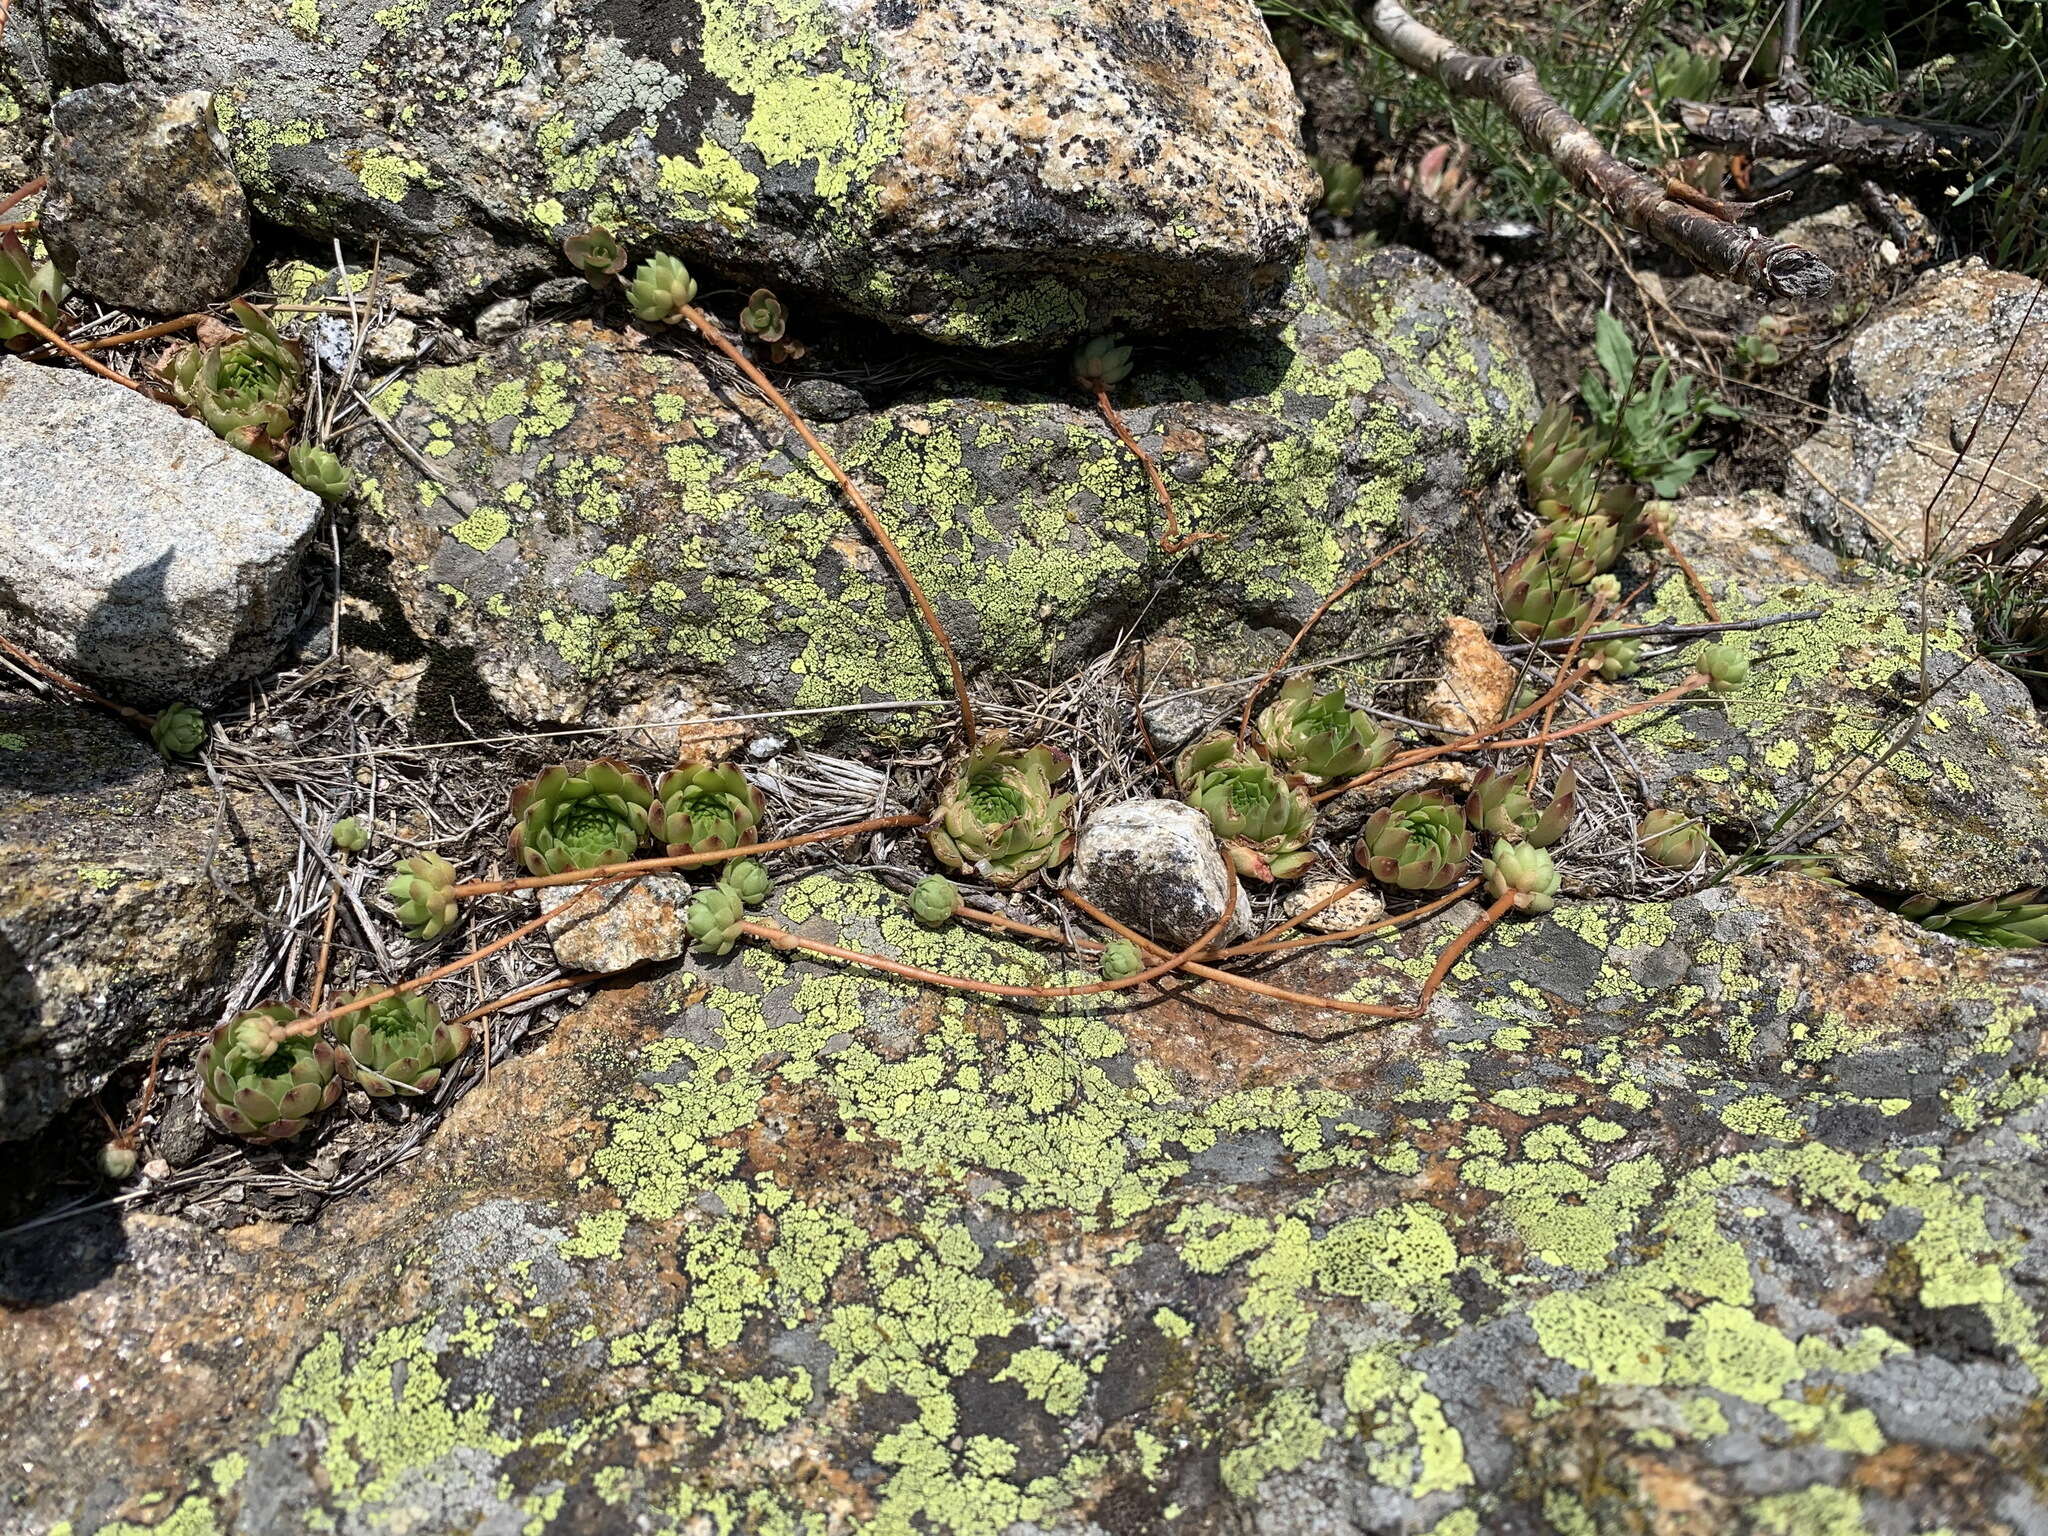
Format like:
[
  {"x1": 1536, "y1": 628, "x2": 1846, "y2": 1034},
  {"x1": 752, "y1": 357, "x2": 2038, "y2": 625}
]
[
  {"x1": 1497, "y1": 608, "x2": 1823, "y2": 653},
  {"x1": 0, "y1": 631, "x2": 155, "y2": 727},
  {"x1": 1363, "y1": 0, "x2": 1834, "y2": 299},
  {"x1": 1673, "y1": 99, "x2": 2002, "y2": 173}
]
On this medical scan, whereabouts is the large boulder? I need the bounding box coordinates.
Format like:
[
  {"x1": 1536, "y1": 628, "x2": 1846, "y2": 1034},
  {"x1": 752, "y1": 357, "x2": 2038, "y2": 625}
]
[
  {"x1": 3, "y1": 870, "x2": 2045, "y2": 1531},
  {"x1": 1787, "y1": 259, "x2": 2048, "y2": 560},
  {"x1": 45, "y1": 0, "x2": 1318, "y2": 346},
  {"x1": 1612, "y1": 489, "x2": 2048, "y2": 901},
  {"x1": 0, "y1": 696, "x2": 291, "y2": 1143},
  {"x1": 346, "y1": 244, "x2": 1534, "y2": 737},
  {"x1": 0, "y1": 358, "x2": 322, "y2": 708}
]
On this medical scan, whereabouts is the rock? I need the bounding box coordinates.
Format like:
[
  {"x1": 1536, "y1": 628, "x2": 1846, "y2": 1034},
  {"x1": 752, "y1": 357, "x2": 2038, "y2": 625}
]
[
  {"x1": 542, "y1": 876, "x2": 692, "y2": 972},
  {"x1": 0, "y1": 358, "x2": 322, "y2": 706},
  {"x1": 1611, "y1": 490, "x2": 2048, "y2": 900},
  {"x1": 1412, "y1": 614, "x2": 1517, "y2": 738},
  {"x1": 3, "y1": 869, "x2": 2046, "y2": 1531},
  {"x1": 356, "y1": 316, "x2": 419, "y2": 370},
  {"x1": 0, "y1": 0, "x2": 50, "y2": 188},
  {"x1": 51, "y1": 0, "x2": 1318, "y2": 347},
  {"x1": 345, "y1": 242, "x2": 1533, "y2": 738},
  {"x1": 472, "y1": 297, "x2": 527, "y2": 345},
  {"x1": 0, "y1": 695, "x2": 291, "y2": 1143},
  {"x1": 39, "y1": 85, "x2": 252, "y2": 314},
  {"x1": 1786, "y1": 259, "x2": 2048, "y2": 559},
  {"x1": 1283, "y1": 877, "x2": 1385, "y2": 933},
  {"x1": 1067, "y1": 799, "x2": 1252, "y2": 949}
]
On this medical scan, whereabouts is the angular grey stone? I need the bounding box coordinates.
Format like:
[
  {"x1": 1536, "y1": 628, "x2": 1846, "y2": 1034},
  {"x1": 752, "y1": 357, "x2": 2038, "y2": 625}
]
[
  {"x1": 40, "y1": 85, "x2": 252, "y2": 314},
  {"x1": 1067, "y1": 799, "x2": 1253, "y2": 950},
  {"x1": 542, "y1": 876, "x2": 693, "y2": 973},
  {"x1": 0, "y1": 358, "x2": 321, "y2": 706}
]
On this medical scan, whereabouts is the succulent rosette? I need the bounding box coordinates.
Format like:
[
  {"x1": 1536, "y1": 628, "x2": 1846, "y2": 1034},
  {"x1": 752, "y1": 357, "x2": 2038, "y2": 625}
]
[
  {"x1": 1482, "y1": 839, "x2": 1560, "y2": 914},
  {"x1": 1099, "y1": 937, "x2": 1145, "y2": 981},
  {"x1": 1355, "y1": 791, "x2": 1474, "y2": 891},
  {"x1": 687, "y1": 884, "x2": 747, "y2": 956},
  {"x1": 288, "y1": 441, "x2": 354, "y2": 502},
  {"x1": 1522, "y1": 403, "x2": 1606, "y2": 519},
  {"x1": 1590, "y1": 634, "x2": 1643, "y2": 679},
  {"x1": 198, "y1": 1004, "x2": 341, "y2": 1143},
  {"x1": 1696, "y1": 642, "x2": 1750, "y2": 694},
  {"x1": 626, "y1": 253, "x2": 698, "y2": 323},
  {"x1": 927, "y1": 735, "x2": 1076, "y2": 888},
  {"x1": 1255, "y1": 675, "x2": 1397, "y2": 783},
  {"x1": 1898, "y1": 890, "x2": 2048, "y2": 948},
  {"x1": 1501, "y1": 557, "x2": 1595, "y2": 643},
  {"x1": 0, "y1": 231, "x2": 68, "y2": 348},
  {"x1": 909, "y1": 875, "x2": 961, "y2": 927},
  {"x1": 562, "y1": 223, "x2": 628, "y2": 283},
  {"x1": 151, "y1": 702, "x2": 206, "y2": 760},
  {"x1": 332, "y1": 991, "x2": 472, "y2": 1097},
  {"x1": 1465, "y1": 765, "x2": 1577, "y2": 848},
  {"x1": 508, "y1": 760, "x2": 654, "y2": 876},
  {"x1": 1535, "y1": 514, "x2": 1621, "y2": 585},
  {"x1": 1636, "y1": 809, "x2": 1711, "y2": 869},
  {"x1": 1175, "y1": 733, "x2": 1319, "y2": 881},
  {"x1": 650, "y1": 761, "x2": 765, "y2": 858},
  {"x1": 386, "y1": 850, "x2": 460, "y2": 940},
  {"x1": 332, "y1": 816, "x2": 369, "y2": 853},
  {"x1": 1072, "y1": 335, "x2": 1133, "y2": 389},
  {"x1": 156, "y1": 299, "x2": 303, "y2": 463},
  {"x1": 721, "y1": 858, "x2": 774, "y2": 907},
  {"x1": 739, "y1": 288, "x2": 788, "y2": 343}
]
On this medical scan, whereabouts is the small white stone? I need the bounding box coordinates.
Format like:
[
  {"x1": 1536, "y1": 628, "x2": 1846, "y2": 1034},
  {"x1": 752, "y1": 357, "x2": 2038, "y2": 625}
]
[
  {"x1": 542, "y1": 875, "x2": 692, "y2": 972},
  {"x1": 1283, "y1": 879, "x2": 1386, "y2": 935},
  {"x1": 474, "y1": 297, "x2": 529, "y2": 344},
  {"x1": 1067, "y1": 799, "x2": 1255, "y2": 950}
]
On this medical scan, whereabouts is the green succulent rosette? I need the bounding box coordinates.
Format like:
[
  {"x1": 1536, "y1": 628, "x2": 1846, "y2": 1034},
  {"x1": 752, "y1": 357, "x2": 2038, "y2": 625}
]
[
  {"x1": 151, "y1": 702, "x2": 206, "y2": 760},
  {"x1": 386, "y1": 850, "x2": 460, "y2": 940},
  {"x1": 288, "y1": 441, "x2": 354, "y2": 502},
  {"x1": 508, "y1": 759, "x2": 654, "y2": 876},
  {"x1": 1636, "y1": 809, "x2": 1711, "y2": 869},
  {"x1": 562, "y1": 223, "x2": 628, "y2": 282},
  {"x1": 332, "y1": 816, "x2": 369, "y2": 853},
  {"x1": 156, "y1": 300, "x2": 303, "y2": 464},
  {"x1": 1501, "y1": 556, "x2": 1595, "y2": 643},
  {"x1": 1535, "y1": 513, "x2": 1621, "y2": 585},
  {"x1": 927, "y1": 735, "x2": 1076, "y2": 888},
  {"x1": 0, "y1": 231, "x2": 67, "y2": 348},
  {"x1": 198, "y1": 1004, "x2": 341, "y2": 1143},
  {"x1": 1897, "y1": 890, "x2": 2048, "y2": 948},
  {"x1": 1696, "y1": 642, "x2": 1750, "y2": 694},
  {"x1": 332, "y1": 990, "x2": 472, "y2": 1097},
  {"x1": 650, "y1": 761, "x2": 765, "y2": 858},
  {"x1": 1356, "y1": 790, "x2": 1474, "y2": 891},
  {"x1": 739, "y1": 287, "x2": 788, "y2": 343},
  {"x1": 687, "y1": 883, "x2": 747, "y2": 956},
  {"x1": 1465, "y1": 765, "x2": 1576, "y2": 848},
  {"x1": 1255, "y1": 675, "x2": 1396, "y2": 784},
  {"x1": 1175, "y1": 733, "x2": 1318, "y2": 882},
  {"x1": 1590, "y1": 634, "x2": 1644, "y2": 679},
  {"x1": 1072, "y1": 334, "x2": 1133, "y2": 389},
  {"x1": 626, "y1": 253, "x2": 698, "y2": 323},
  {"x1": 1482, "y1": 839, "x2": 1560, "y2": 914},
  {"x1": 1521, "y1": 403, "x2": 1606, "y2": 520},
  {"x1": 721, "y1": 858, "x2": 773, "y2": 907},
  {"x1": 1099, "y1": 937, "x2": 1145, "y2": 981},
  {"x1": 909, "y1": 875, "x2": 960, "y2": 926}
]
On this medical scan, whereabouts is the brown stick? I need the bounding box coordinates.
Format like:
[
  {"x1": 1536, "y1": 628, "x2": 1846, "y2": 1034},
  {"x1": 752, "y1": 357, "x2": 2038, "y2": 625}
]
[
  {"x1": 1654, "y1": 528, "x2": 1723, "y2": 623},
  {"x1": 1673, "y1": 99, "x2": 2001, "y2": 172},
  {"x1": 67, "y1": 313, "x2": 207, "y2": 354},
  {"x1": 1091, "y1": 383, "x2": 1218, "y2": 555},
  {"x1": 1235, "y1": 535, "x2": 1419, "y2": 746},
  {"x1": 673, "y1": 301, "x2": 978, "y2": 746},
  {"x1": 1363, "y1": 0, "x2": 1833, "y2": 299},
  {"x1": 0, "y1": 296, "x2": 146, "y2": 390},
  {"x1": 0, "y1": 631, "x2": 154, "y2": 725},
  {"x1": 738, "y1": 872, "x2": 1236, "y2": 1000},
  {"x1": 0, "y1": 174, "x2": 43, "y2": 221},
  {"x1": 1473, "y1": 674, "x2": 1709, "y2": 751},
  {"x1": 275, "y1": 885, "x2": 603, "y2": 1040},
  {"x1": 308, "y1": 860, "x2": 345, "y2": 1013},
  {"x1": 1415, "y1": 890, "x2": 1518, "y2": 1004},
  {"x1": 1220, "y1": 878, "x2": 1482, "y2": 958},
  {"x1": 447, "y1": 813, "x2": 926, "y2": 898}
]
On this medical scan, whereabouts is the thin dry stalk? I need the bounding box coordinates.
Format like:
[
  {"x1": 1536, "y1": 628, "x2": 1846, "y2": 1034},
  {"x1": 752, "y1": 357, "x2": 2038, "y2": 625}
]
[
  {"x1": 0, "y1": 296, "x2": 145, "y2": 390},
  {"x1": 1090, "y1": 384, "x2": 1218, "y2": 554}
]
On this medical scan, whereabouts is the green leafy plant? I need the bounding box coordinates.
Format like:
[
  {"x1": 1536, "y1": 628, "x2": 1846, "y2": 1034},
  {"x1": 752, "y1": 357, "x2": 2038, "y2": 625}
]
[
  {"x1": 1522, "y1": 403, "x2": 1607, "y2": 520},
  {"x1": 1176, "y1": 733, "x2": 1319, "y2": 881},
  {"x1": 1072, "y1": 335, "x2": 1134, "y2": 390},
  {"x1": 1534, "y1": 513, "x2": 1623, "y2": 585},
  {"x1": 650, "y1": 761, "x2": 765, "y2": 858},
  {"x1": 928, "y1": 736, "x2": 1077, "y2": 888},
  {"x1": 1636, "y1": 808, "x2": 1712, "y2": 868},
  {"x1": 739, "y1": 288, "x2": 788, "y2": 343},
  {"x1": 332, "y1": 991, "x2": 472, "y2": 1097},
  {"x1": 1482, "y1": 839, "x2": 1560, "y2": 913},
  {"x1": 562, "y1": 223, "x2": 628, "y2": 283},
  {"x1": 1580, "y1": 310, "x2": 1737, "y2": 496},
  {"x1": 332, "y1": 817, "x2": 369, "y2": 853},
  {"x1": 909, "y1": 875, "x2": 961, "y2": 926},
  {"x1": 1316, "y1": 155, "x2": 1366, "y2": 218},
  {"x1": 288, "y1": 441, "x2": 354, "y2": 502},
  {"x1": 0, "y1": 231, "x2": 66, "y2": 348},
  {"x1": 1501, "y1": 556, "x2": 1595, "y2": 642},
  {"x1": 198, "y1": 1005, "x2": 342, "y2": 1143},
  {"x1": 508, "y1": 760, "x2": 654, "y2": 876},
  {"x1": 1696, "y1": 642, "x2": 1750, "y2": 693},
  {"x1": 156, "y1": 300, "x2": 304, "y2": 464},
  {"x1": 1590, "y1": 634, "x2": 1645, "y2": 679},
  {"x1": 1100, "y1": 937, "x2": 1145, "y2": 980},
  {"x1": 626, "y1": 253, "x2": 699, "y2": 324},
  {"x1": 1255, "y1": 675, "x2": 1397, "y2": 783},
  {"x1": 1898, "y1": 890, "x2": 2048, "y2": 947},
  {"x1": 722, "y1": 858, "x2": 773, "y2": 907},
  {"x1": 686, "y1": 883, "x2": 747, "y2": 956},
  {"x1": 1356, "y1": 791, "x2": 1474, "y2": 890},
  {"x1": 1466, "y1": 765, "x2": 1577, "y2": 847},
  {"x1": 386, "y1": 851, "x2": 460, "y2": 940},
  {"x1": 150, "y1": 702, "x2": 206, "y2": 760}
]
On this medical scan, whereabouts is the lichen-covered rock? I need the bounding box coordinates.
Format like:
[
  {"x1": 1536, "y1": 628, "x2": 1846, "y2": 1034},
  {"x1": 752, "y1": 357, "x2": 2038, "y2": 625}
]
[
  {"x1": 46, "y1": 0, "x2": 1317, "y2": 346},
  {"x1": 0, "y1": 358, "x2": 322, "y2": 707},
  {"x1": 1614, "y1": 490, "x2": 2048, "y2": 901},
  {"x1": 346, "y1": 243, "x2": 1533, "y2": 738},
  {"x1": 40, "y1": 84, "x2": 252, "y2": 314},
  {"x1": 1787, "y1": 258, "x2": 2048, "y2": 559},
  {"x1": 0, "y1": 696, "x2": 290, "y2": 1143},
  {"x1": 0, "y1": 0, "x2": 50, "y2": 187},
  {"x1": 543, "y1": 876, "x2": 693, "y2": 972},
  {"x1": 1068, "y1": 798, "x2": 1251, "y2": 950},
  {"x1": 2, "y1": 869, "x2": 2045, "y2": 1531}
]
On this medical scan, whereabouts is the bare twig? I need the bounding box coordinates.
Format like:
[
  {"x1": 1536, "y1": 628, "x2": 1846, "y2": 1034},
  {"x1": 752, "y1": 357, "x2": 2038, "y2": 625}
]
[
  {"x1": 1673, "y1": 100, "x2": 2003, "y2": 172},
  {"x1": 1498, "y1": 609, "x2": 1822, "y2": 653},
  {"x1": 1363, "y1": 0, "x2": 1834, "y2": 298},
  {"x1": 1090, "y1": 384, "x2": 1218, "y2": 554},
  {"x1": 0, "y1": 174, "x2": 44, "y2": 220},
  {"x1": 0, "y1": 296, "x2": 147, "y2": 390}
]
